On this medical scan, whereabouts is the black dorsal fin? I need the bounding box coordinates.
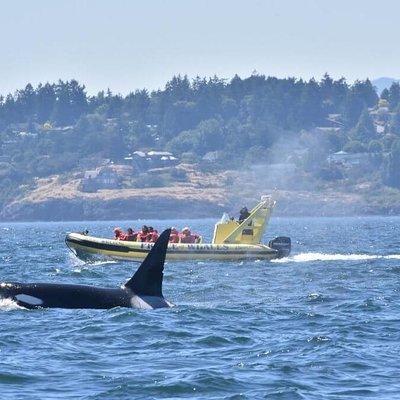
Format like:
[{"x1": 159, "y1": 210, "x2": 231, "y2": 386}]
[{"x1": 124, "y1": 229, "x2": 171, "y2": 297}]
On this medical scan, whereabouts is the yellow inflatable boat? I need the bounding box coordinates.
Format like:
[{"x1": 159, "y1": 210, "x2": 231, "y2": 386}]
[{"x1": 65, "y1": 196, "x2": 291, "y2": 262}]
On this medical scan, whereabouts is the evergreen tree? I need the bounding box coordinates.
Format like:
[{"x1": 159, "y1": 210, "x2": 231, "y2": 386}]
[
  {"x1": 124, "y1": 89, "x2": 150, "y2": 119},
  {"x1": 342, "y1": 91, "x2": 365, "y2": 129},
  {"x1": 51, "y1": 80, "x2": 73, "y2": 125},
  {"x1": 343, "y1": 80, "x2": 378, "y2": 128},
  {"x1": 389, "y1": 106, "x2": 400, "y2": 135},
  {"x1": 68, "y1": 80, "x2": 87, "y2": 121},
  {"x1": 350, "y1": 108, "x2": 376, "y2": 143},
  {"x1": 15, "y1": 84, "x2": 35, "y2": 122},
  {"x1": 36, "y1": 83, "x2": 56, "y2": 123},
  {"x1": 298, "y1": 78, "x2": 324, "y2": 127},
  {"x1": 385, "y1": 139, "x2": 400, "y2": 188},
  {"x1": 388, "y1": 82, "x2": 400, "y2": 110},
  {"x1": 368, "y1": 140, "x2": 383, "y2": 153},
  {"x1": 380, "y1": 88, "x2": 390, "y2": 101}
]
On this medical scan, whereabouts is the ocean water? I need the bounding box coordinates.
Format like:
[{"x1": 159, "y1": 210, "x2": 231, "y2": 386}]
[{"x1": 1, "y1": 217, "x2": 400, "y2": 399}]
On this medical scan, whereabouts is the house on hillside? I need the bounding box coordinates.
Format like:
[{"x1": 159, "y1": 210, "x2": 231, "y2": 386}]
[
  {"x1": 369, "y1": 100, "x2": 393, "y2": 127},
  {"x1": 327, "y1": 150, "x2": 376, "y2": 179},
  {"x1": 327, "y1": 151, "x2": 370, "y2": 167},
  {"x1": 40, "y1": 124, "x2": 74, "y2": 134},
  {"x1": 124, "y1": 150, "x2": 179, "y2": 172},
  {"x1": 79, "y1": 167, "x2": 121, "y2": 192}
]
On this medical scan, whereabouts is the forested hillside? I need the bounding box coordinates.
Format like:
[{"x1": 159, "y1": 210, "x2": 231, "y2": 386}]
[{"x1": 2, "y1": 73, "x2": 400, "y2": 218}]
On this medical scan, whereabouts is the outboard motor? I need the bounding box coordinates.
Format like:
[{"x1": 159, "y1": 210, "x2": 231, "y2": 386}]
[{"x1": 268, "y1": 237, "x2": 291, "y2": 258}]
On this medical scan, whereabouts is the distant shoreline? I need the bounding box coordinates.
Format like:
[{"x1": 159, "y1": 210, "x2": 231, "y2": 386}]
[
  {"x1": 3, "y1": 184, "x2": 400, "y2": 222},
  {"x1": 0, "y1": 206, "x2": 400, "y2": 224}
]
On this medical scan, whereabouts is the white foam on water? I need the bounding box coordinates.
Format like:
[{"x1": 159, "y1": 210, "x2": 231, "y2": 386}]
[
  {"x1": 87, "y1": 260, "x2": 117, "y2": 267},
  {"x1": 384, "y1": 254, "x2": 400, "y2": 260},
  {"x1": 272, "y1": 252, "x2": 400, "y2": 263},
  {"x1": 0, "y1": 298, "x2": 25, "y2": 311},
  {"x1": 67, "y1": 251, "x2": 117, "y2": 272}
]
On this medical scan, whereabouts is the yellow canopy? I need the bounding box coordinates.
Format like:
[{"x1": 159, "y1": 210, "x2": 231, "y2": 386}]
[{"x1": 212, "y1": 196, "x2": 276, "y2": 245}]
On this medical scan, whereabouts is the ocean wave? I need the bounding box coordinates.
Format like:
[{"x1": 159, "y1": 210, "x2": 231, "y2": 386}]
[
  {"x1": 272, "y1": 252, "x2": 400, "y2": 263},
  {"x1": 67, "y1": 251, "x2": 118, "y2": 267}
]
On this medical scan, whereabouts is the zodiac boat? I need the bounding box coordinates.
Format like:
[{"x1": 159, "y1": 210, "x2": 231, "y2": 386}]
[{"x1": 65, "y1": 196, "x2": 291, "y2": 262}]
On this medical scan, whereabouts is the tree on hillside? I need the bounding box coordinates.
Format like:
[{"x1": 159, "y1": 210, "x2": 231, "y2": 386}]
[
  {"x1": 298, "y1": 78, "x2": 324, "y2": 127},
  {"x1": 342, "y1": 80, "x2": 378, "y2": 129},
  {"x1": 15, "y1": 84, "x2": 36, "y2": 122},
  {"x1": 368, "y1": 140, "x2": 383, "y2": 153},
  {"x1": 36, "y1": 83, "x2": 56, "y2": 123},
  {"x1": 388, "y1": 82, "x2": 400, "y2": 110},
  {"x1": 165, "y1": 75, "x2": 192, "y2": 100},
  {"x1": 342, "y1": 92, "x2": 365, "y2": 129},
  {"x1": 124, "y1": 89, "x2": 150, "y2": 120},
  {"x1": 68, "y1": 80, "x2": 88, "y2": 121},
  {"x1": 389, "y1": 106, "x2": 400, "y2": 135},
  {"x1": 51, "y1": 80, "x2": 87, "y2": 125},
  {"x1": 320, "y1": 74, "x2": 348, "y2": 114},
  {"x1": 384, "y1": 139, "x2": 400, "y2": 188},
  {"x1": 380, "y1": 88, "x2": 390, "y2": 101},
  {"x1": 350, "y1": 108, "x2": 376, "y2": 143}
]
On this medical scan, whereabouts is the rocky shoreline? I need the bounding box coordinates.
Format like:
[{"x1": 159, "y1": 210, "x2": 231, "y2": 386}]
[
  {"x1": 2, "y1": 190, "x2": 400, "y2": 221},
  {"x1": 0, "y1": 197, "x2": 225, "y2": 221}
]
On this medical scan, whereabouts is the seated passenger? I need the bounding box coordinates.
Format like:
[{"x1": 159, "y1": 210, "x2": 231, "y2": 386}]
[
  {"x1": 113, "y1": 227, "x2": 127, "y2": 241},
  {"x1": 136, "y1": 225, "x2": 149, "y2": 242},
  {"x1": 169, "y1": 227, "x2": 180, "y2": 243},
  {"x1": 147, "y1": 227, "x2": 159, "y2": 242},
  {"x1": 179, "y1": 227, "x2": 200, "y2": 244},
  {"x1": 126, "y1": 228, "x2": 138, "y2": 241}
]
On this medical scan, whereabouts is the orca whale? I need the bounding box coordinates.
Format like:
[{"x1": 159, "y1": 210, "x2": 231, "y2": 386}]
[{"x1": 0, "y1": 229, "x2": 173, "y2": 310}]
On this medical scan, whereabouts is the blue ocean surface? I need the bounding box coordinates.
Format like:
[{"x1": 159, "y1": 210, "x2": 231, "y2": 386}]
[{"x1": 1, "y1": 216, "x2": 400, "y2": 399}]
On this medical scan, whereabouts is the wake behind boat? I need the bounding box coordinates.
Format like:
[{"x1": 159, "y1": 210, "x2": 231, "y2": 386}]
[{"x1": 65, "y1": 196, "x2": 291, "y2": 262}]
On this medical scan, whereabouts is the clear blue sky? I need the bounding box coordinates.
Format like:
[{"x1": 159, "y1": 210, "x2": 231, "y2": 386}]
[{"x1": 1, "y1": 0, "x2": 399, "y2": 95}]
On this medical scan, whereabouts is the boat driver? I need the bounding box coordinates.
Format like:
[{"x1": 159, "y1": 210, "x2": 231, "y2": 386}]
[{"x1": 239, "y1": 206, "x2": 250, "y2": 222}]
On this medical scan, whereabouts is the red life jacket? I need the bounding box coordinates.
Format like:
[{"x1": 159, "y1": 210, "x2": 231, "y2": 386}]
[
  {"x1": 126, "y1": 233, "x2": 137, "y2": 241},
  {"x1": 180, "y1": 233, "x2": 198, "y2": 243},
  {"x1": 147, "y1": 231, "x2": 159, "y2": 242},
  {"x1": 137, "y1": 231, "x2": 148, "y2": 242},
  {"x1": 169, "y1": 233, "x2": 180, "y2": 243},
  {"x1": 117, "y1": 233, "x2": 128, "y2": 241}
]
